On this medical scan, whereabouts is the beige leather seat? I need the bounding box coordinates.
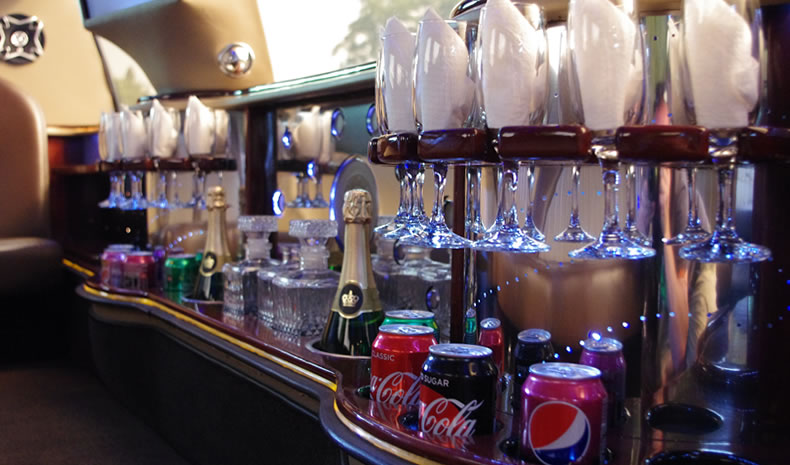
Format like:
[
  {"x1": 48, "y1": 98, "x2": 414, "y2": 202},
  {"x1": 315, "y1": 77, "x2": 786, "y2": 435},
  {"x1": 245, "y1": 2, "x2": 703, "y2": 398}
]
[{"x1": 0, "y1": 76, "x2": 61, "y2": 296}]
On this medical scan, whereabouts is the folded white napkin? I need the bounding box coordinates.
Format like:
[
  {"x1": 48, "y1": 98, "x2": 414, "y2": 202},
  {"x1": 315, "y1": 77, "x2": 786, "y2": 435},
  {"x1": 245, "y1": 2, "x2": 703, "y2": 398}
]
[
  {"x1": 568, "y1": 0, "x2": 639, "y2": 130},
  {"x1": 120, "y1": 106, "x2": 147, "y2": 160},
  {"x1": 149, "y1": 99, "x2": 179, "y2": 158},
  {"x1": 380, "y1": 17, "x2": 417, "y2": 133},
  {"x1": 414, "y1": 8, "x2": 475, "y2": 131},
  {"x1": 185, "y1": 96, "x2": 216, "y2": 155},
  {"x1": 294, "y1": 106, "x2": 323, "y2": 158},
  {"x1": 684, "y1": 0, "x2": 759, "y2": 128},
  {"x1": 479, "y1": 0, "x2": 545, "y2": 127}
]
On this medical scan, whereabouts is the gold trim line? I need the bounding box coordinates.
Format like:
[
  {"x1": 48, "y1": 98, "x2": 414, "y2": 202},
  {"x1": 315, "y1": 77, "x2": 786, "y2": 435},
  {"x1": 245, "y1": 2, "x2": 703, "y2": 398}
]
[
  {"x1": 333, "y1": 402, "x2": 443, "y2": 465},
  {"x1": 81, "y1": 284, "x2": 337, "y2": 392},
  {"x1": 48, "y1": 125, "x2": 99, "y2": 136},
  {"x1": 63, "y1": 258, "x2": 96, "y2": 277}
]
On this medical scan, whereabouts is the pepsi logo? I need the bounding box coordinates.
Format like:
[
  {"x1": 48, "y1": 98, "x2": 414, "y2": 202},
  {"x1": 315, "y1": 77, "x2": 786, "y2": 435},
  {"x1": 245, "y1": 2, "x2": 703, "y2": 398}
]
[{"x1": 529, "y1": 401, "x2": 590, "y2": 465}]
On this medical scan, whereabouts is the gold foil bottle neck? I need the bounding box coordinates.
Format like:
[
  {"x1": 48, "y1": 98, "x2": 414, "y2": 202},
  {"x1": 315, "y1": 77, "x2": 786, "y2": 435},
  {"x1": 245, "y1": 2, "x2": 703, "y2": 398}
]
[
  {"x1": 342, "y1": 189, "x2": 372, "y2": 224},
  {"x1": 206, "y1": 186, "x2": 227, "y2": 210}
]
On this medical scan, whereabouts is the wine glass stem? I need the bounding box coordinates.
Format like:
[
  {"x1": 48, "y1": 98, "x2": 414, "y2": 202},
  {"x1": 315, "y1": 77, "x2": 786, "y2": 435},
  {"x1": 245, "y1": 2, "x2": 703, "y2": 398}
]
[
  {"x1": 466, "y1": 164, "x2": 483, "y2": 235},
  {"x1": 501, "y1": 162, "x2": 519, "y2": 227},
  {"x1": 625, "y1": 164, "x2": 636, "y2": 228},
  {"x1": 601, "y1": 164, "x2": 621, "y2": 236},
  {"x1": 569, "y1": 163, "x2": 582, "y2": 228},
  {"x1": 431, "y1": 162, "x2": 448, "y2": 224},
  {"x1": 405, "y1": 162, "x2": 421, "y2": 219},
  {"x1": 717, "y1": 164, "x2": 736, "y2": 233},
  {"x1": 170, "y1": 171, "x2": 180, "y2": 205},
  {"x1": 415, "y1": 164, "x2": 426, "y2": 218},
  {"x1": 526, "y1": 162, "x2": 535, "y2": 225},
  {"x1": 396, "y1": 164, "x2": 409, "y2": 219},
  {"x1": 687, "y1": 167, "x2": 700, "y2": 229}
]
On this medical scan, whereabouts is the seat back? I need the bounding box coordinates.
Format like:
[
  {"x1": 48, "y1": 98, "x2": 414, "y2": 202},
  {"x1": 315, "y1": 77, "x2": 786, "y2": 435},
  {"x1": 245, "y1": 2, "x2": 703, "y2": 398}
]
[{"x1": 0, "y1": 76, "x2": 49, "y2": 238}]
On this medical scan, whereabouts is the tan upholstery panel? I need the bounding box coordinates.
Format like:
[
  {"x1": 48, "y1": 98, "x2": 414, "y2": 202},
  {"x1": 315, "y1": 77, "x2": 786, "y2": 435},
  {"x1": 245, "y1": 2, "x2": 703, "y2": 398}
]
[
  {"x1": 0, "y1": 238, "x2": 61, "y2": 295},
  {"x1": 0, "y1": 76, "x2": 50, "y2": 238}
]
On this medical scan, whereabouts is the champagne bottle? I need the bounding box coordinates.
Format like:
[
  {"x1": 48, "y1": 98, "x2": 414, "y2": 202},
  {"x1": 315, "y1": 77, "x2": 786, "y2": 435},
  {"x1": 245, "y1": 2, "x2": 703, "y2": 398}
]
[
  {"x1": 193, "y1": 186, "x2": 232, "y2": 301},
  {"x1": 320, "y1": 189, "x2": 383, "y2": 356}
]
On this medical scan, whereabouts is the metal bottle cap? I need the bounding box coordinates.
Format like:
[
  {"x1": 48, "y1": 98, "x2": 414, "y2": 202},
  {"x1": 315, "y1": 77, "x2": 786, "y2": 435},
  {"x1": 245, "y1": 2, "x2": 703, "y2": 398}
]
[
  {"x1": 206, "y1": 186, "x2": 227, "y2": 210},
  {"x1": 385, "y1": 310, "x2": 435, "y2": 320},
  {"x1": 518, "y1": 328, "x2": 551, "y2": 343},
  {"x1": 342, "y1": 189, "x2": 372, "y2": 224},
  {"x1": 480, "y1": 318, "x2": 501, "y2": 330},
  {"x1": 529, "y1": 362, "x2": 601, "y2": 380}
]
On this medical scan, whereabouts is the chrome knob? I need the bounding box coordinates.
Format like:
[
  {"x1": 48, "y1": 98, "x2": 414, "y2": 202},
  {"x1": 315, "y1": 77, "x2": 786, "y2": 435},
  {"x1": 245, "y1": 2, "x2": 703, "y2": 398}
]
[{"x1": 216, "y1": 42, "x2": 254, "y2": 78}]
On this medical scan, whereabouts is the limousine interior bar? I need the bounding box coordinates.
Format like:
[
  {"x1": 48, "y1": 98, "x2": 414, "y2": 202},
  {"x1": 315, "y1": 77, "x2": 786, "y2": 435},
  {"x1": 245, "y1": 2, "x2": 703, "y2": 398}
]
[{"x1": 2, "y1": 0, "x2": 789, "y2": 463}]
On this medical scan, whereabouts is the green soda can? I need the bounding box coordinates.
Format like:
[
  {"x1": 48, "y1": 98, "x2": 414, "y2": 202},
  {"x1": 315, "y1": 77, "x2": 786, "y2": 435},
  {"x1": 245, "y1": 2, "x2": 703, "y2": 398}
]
[
  {"x1": 164, "y1": 253, "x2": 198, "y2": 293},
  {"x1": 381, "y1": 310, "x2": 440, "y2": 342}
]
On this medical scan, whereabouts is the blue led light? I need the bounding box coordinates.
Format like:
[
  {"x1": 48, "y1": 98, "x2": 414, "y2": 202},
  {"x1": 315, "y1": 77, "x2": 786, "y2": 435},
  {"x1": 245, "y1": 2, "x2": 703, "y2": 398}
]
[
  {"x1": 272, "y1": 190, "x2": 284, "y2": 216},
  {"x1": 533, "y1": 268, "x2": 538, "y2": 274},
  {"x1": 607, "y1": 326, "x2": 613, "y2": 333},
  {"x1": 330, "y1": 108, "x2": 344, "y2": 138},
  {"x1": 558, "y1": 262, "x2": 564, "y2": 267},
  {"x1": 580, "y1": 191, "x2": 585, "y2": 196},
  {"x1": 568, "y1": 190, "x2": 572, "y2": 196},
  {"x1": 688, "y1": 313, "x2": 692, "y2": 317},
  {"x1": 639, "y1": 316, "x2": 647, "y2": 322},
  {"x1": 622, "y1": 322, "x2": 630, "y2": 328},
  {"x1": 707, "y1": 313, "x2": 712, "y2": 318},
  {"x1": 515, "y1": 277, "x2": 519, "y2": 282},
  {"x1": 656, "y1": 313, "x2": 662, "y2": 318},
  {"x1": 596, "y1": 190, "x2": 602, "y2": 196},
  {"x1": 307, "y1": 161, "x2": 316, "y2": 178},
  {"x1": 553, "y1": 353, "x2": 560, "y2": 359},
  {"x1": 497, "y1": 286, "x2": 501, "y2": 291},
  {"x1": 579, "y1": 340, "x2": 586, "y2": 346},
  {"x1": 565, "y1": 346, "x2": 572, "y2": 353},
  {"x1": 506, "y1": 281, "x2": 510, "y2": 286},
  {"x1": 669, "y1": 312, "x2": 675, "y2": 317},
  {"x1": 590, "y1": 332, "x2": 602, "y2": 341},
  {"x1": 281, "y1": 128, "x2": 293, "y2": 149},
  {"x1": 365, "y1": 104, "x2": 377, "y2": 135}
]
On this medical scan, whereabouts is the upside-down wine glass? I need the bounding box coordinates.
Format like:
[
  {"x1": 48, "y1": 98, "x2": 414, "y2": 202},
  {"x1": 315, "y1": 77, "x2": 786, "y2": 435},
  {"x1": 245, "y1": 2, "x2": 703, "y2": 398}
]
[
  {"x1": 148, "y1": 99, "x2": 181, "y2": 209},
  {"x1": 412, "y1": 10, "x2": 475, "y2": 249},
  {"x1": 184, "y1": 96, "x2": 216, "y2": 210},
  {"x1": 472, "y1": 0, "x2": 549, "y2": 253},
  {"x1": 678, "y1": 0, "x2": 770, "y2": 263},
  {"x1": 98, "y1": 111, "x2": 124, "y2": 208},
  {"x1": 119, "y1": 108, "x2": 149, "y2": 211},
  {"x1": 374, "y1": 17, "x2": 422, "y2": 240},
  {"x1": 567, "y1": 0, "x2": 655, "y2": 259}
]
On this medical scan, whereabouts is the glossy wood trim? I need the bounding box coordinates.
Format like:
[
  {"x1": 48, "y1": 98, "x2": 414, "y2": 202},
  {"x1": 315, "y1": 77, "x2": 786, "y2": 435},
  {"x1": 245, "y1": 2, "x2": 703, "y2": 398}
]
[
  {"x1": 63, "y1": 258, "x2": 96, "y2": 278},
  {"x1": 47, "y1": 125, "x2": 99, "y2": 137}
]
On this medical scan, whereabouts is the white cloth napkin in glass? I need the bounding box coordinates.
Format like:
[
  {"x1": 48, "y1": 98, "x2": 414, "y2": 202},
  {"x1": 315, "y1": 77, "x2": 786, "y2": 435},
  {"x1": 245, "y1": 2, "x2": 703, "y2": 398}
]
[
  {"x1": 479, "y1": 0, "x2": 545, "y2": 127},
  {"x1": 380, "y1": 17, "x2": 417, "y2": 133},
  {"x1": 684, "y1": 0, "x2": 759, "y2": 128},
  {"x1": 294, "y1": 106, "x2": 323, "y2": 158},
  {"x1": 120, "y1": 106, "x2": 147, "y2": 160},
  {"x1": 569, "y1": 0, "x2": 639, "y2": 130},
  {"x1": 149, "y1": 99, "x2": 179, "y2": 158},
  {"x1": 185, "y1": 96, "x2": 216, "y2": 155},
  {"x1": 414, "y1": 8, "x2": 475, "y2": 131}
]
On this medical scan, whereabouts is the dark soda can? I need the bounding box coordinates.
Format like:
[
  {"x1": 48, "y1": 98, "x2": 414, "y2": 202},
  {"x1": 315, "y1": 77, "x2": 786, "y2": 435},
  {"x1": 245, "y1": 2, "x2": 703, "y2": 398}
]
[
  {"x1": 478, "y1": 318, "x2": 504, "y2": 374},
  {"x1": 580, "y1": 337, "x2": 626, "y2": 427},
  {"x1": 419, "y1": 344, "x2": 497, "y2": 441},
  {"x1": 371, "y1": 324, "x2": 437, "y2": 414},
  {"x1": 100, "y1": 244, "x2": 132, "y2": 287},
  {"x1": 122, "y1": 251, "x2": 156, "y2": 291},
  {"x1": 512, "y1": 329, "x2": 554, "y2": 422},
  {"x1": 152, "y1": 246, "x2": 167, "y2": 290},
  {"x1": 521, "y1": 363, "x2": 607, "y2": 465}
]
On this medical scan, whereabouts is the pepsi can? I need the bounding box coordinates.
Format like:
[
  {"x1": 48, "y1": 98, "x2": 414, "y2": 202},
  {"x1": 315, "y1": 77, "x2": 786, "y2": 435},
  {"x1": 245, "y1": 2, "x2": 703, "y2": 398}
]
[
  {"x1": 521, "y1": 363, "x2": 607, "y2": 465},
  {"x1": 580, "y1": 337, "x2": 626, "y2": 427},
  {"x1": 420, "y1": 344, "x2": 497, "y2": 442}
]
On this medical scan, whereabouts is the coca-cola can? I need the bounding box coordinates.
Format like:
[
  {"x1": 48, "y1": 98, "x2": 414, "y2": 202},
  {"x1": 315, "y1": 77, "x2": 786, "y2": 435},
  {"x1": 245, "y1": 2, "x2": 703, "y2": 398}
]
[
  {"x1": 420, "y1": 343, "x2": 497, "y2": 441},
  {"x1": 123, "y1": 251, "x2": 156, "y2": 291},
  {"x1": 478, "y1": 318, "x2": 504, "y2": 374},
  {"x1": 579, "y1": 337, "x2": 626, "y2": 427},
  {"x1": 100, "y1": 244, "x2": 134, "y2": 287},
  {"x1": 521, "y1": 363, "x2": 607, "y2": 465},
  {"x1": 371, "y1": 324, "x2": 437, "y2": 415}
]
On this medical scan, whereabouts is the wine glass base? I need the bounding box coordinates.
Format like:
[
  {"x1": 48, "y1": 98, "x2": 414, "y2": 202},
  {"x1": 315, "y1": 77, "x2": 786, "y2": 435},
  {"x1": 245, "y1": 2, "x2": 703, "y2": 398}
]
[
  {"x1": 679, "y1": 234, "x2": 771, "y2": 263},
  {"x1": 382, "y1": 221, "x2": 424, "y2": 241},
  {"x1": 662, "y1": 227, "x2": 709, "y2": 245},
  {"x1": 419, "y1": 223, "x2": 471, "y2": 249},
  {"x1": 473, "y1": 225, "x2": 550, "y2": 253},
  {"x1": 554, "y1": 225, "x2": 596, "y2": 243},
  {"x1": 523, "y1": 220, "x2": 546, "y2": 242},
  {"x1": 569, "y1": 234, "x2": 656, "y2": 260},
  {"x1": 310, "y1": 199, "x2": 330, "y2": 208},
  {"x1": 622, "y1": 227, "x2": 652, "y2": 247}
]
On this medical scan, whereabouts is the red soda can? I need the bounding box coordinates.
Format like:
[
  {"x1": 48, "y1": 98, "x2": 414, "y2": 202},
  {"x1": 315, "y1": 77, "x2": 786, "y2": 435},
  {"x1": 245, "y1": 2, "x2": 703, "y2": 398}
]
[
  {"x1": 371, "y1": 325, "x2": 437, "y2": 413},
  {"x1": 478, "y1": 318, "x2": 504, "y2": 375},
  {"x1": 580, "y1": 337, "x2": 626, "y2": 427},
  {"x1": 123, "y1": 251, "x2": 156, "y2": 291},
  {"x1": 521, "y1": 363, "x2": 607, "y2": 465},
  {"x1": 420, "y1": 344, "x2": 497, "y2": 441},
  {"x1": 101, "y1": 244, "x2": 133, "y2": 287}
]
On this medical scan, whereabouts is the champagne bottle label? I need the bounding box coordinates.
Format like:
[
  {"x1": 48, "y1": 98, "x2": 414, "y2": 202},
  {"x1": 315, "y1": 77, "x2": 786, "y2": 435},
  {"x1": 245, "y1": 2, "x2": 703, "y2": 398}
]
[{"x1": 333, "y1": 280, "x2": 381, "y2": 319}]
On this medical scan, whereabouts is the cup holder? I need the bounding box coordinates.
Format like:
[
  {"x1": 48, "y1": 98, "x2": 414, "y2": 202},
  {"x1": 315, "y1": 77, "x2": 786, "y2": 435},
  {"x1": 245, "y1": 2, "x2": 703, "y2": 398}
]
[
  {"x1": 306, "y1": 339, "x2": 371, "y2": 360},
  {"x1": 646, "y1": 451, "x2": 760, "y2": 465},
  {"x1": 647, "y1": 403, "x2": 723, "y2": 435}
]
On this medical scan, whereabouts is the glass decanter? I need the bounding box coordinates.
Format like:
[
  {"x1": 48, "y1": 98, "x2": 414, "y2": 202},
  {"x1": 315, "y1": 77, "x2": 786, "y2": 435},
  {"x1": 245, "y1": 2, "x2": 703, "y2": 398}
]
[{"x1": 256, "y1": 244, "x2": 300, "y2": 327}]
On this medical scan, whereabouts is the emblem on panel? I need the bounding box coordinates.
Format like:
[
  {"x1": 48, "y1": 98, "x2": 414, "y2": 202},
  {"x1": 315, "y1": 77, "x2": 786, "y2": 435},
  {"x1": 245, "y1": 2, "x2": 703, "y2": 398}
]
[{"x1": 0, "y1": 14, "x2": 45, "y2": 65}]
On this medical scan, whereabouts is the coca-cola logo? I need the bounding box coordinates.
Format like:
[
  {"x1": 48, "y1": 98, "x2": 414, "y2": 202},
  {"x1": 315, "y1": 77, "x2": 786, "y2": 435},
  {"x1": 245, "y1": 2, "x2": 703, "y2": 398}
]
[
  {"x1": 371, "y1": 371, "x2": 420, "y2": 407},
  {"x1": 420, "y1": 396, "x2": 482, "y2": 438}
]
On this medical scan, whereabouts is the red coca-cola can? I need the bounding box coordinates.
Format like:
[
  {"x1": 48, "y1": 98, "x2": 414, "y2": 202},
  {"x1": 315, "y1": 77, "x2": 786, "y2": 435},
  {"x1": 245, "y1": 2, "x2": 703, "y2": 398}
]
[
  {"x1": 478, "y1": 317, "x2": 504, "y2": 374},
  {"x1": 420, "y1": 344, "x2": 497, "y2": 441},
  {"x1": 521, "y1": 363, "x2": 607, "y2": 465},
  {"x1": 100, "y1": 244, "x2": 134, "y2": 287},
  {"x1": 123, "y1": 251, "x2": 156, "y2": 291},
  {"x1": 371, "y1": 324, "x2": 437, "y2": 414},
  {"x1": 580, "y1": 337, "x2": 626, "y2": 427}
]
